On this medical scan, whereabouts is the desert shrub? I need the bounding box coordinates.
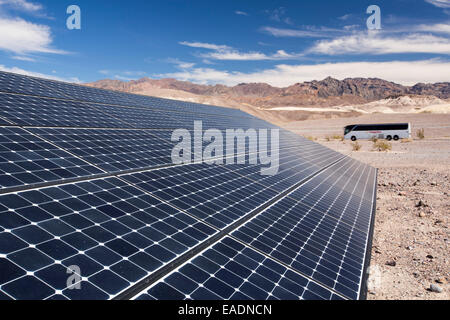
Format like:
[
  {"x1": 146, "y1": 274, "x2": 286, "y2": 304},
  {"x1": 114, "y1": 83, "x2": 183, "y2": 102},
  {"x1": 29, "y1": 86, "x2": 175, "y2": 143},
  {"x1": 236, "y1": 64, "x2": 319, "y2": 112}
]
[
  {"x1": 305, "y1": 136, "x2": 317, "y2": 141},
  {"x1": 351, "y1": 142, "x2": 362, "y2": 151},
  {"x1": 401, "y1": 138, "x2": 413, "y2": 143},
  {"x1": 326, "y1": 135, "x2": 344, "y2": 142},
  {"x1": 374, "y1": 141, "x2": 392, "y2": 152},
  {"x1": 417, "y1": 128, "x2": 425, "y2": 140},
  {"x1": 370, "y1": 136, "x2": 378, "y2": 143},
  {"x1": 332, "y1": 135, "x2": 344, "y2": 141}
]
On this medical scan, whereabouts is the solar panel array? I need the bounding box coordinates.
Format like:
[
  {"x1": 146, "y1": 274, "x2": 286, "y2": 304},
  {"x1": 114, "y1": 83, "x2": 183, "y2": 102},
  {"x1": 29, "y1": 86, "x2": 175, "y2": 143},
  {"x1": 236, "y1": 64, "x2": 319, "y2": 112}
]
[{"x1": 0, "y1": 71, "x2": 377, "y2": 300}]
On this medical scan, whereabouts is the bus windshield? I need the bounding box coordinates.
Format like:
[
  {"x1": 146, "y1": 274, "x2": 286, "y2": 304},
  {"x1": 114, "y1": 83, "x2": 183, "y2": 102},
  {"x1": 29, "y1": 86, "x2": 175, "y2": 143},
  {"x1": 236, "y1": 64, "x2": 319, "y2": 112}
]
[{"x1": 344, "y1": 126, "x2": 355, "y2": 135}]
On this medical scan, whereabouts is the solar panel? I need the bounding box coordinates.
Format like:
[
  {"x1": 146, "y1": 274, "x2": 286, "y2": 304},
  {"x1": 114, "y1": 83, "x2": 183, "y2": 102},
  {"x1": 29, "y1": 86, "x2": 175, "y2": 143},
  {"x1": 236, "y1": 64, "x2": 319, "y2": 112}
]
[
  {"x1": 0, "y1": 71, "x2": 377, "y2": 301},
  {"x1": 0, "y1": 72, "x2": 68, "y2": 99},
  {"x1": 0, "y1": 93, "x2": 125, "y2": 128},
  {"x1": 26, "y1": 128, "x2": 174, "y2": 173},
  {"x1": 135, "y1": 237, "x2": 344, "y2": 300},
  {"x1": 232, "y1": 159, "x2": 377, "y2": 300},
  {"x1": 0, "y1": 127, "x2": 104, "y2": 191},
  {"x1": 0, "y1": 177, "x2": 216, "y2": 300},
  {"x1": 120, "y1": 164, "x2": 280, "y2": 230}
]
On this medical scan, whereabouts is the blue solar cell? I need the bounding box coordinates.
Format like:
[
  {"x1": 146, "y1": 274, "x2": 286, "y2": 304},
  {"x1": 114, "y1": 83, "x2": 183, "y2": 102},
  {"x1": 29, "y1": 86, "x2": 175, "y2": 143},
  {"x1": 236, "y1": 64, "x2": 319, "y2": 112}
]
[
  {"x1": 2, "y1": 276, "x2": 54, "y2": 300},
  {"x1": 62, "y1": 281, "x2": 109, "y2": 300},
  {"x1": 8, "y1": 247, "x2": 54, "y2": 272},
  {"x1": 36, "y1": 264, "x2": 73, "y2": 290},
  {"x1": 37, "y1": 239, "x2": 78, "y2": 261},
  {"x1": 0, "y1": 233, "x2": 28, "y2": 254},
  {"x1": 12, "y1": 225, "x2": 53, "y2": 245},
  {"x1": 0, "y1": 259, "x2": 26, "y2": 285},
  {"x1": 89, "y1": 270, "x2": 129, "y2": 295}
]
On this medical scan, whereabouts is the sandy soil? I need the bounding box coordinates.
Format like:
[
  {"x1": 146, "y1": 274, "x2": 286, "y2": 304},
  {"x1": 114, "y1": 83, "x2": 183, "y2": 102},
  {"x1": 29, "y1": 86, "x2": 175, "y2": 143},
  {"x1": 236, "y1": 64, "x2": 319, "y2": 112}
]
[{"x1": 281, "y1": 113, "x2": 449, "y2": 300}]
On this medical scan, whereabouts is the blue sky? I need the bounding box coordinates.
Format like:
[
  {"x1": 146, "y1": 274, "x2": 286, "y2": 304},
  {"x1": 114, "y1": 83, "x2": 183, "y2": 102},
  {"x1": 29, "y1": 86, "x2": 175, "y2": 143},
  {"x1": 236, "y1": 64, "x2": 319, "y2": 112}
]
[{"x1": 0, "y1": 0, "x2": 449, "y2": 86}]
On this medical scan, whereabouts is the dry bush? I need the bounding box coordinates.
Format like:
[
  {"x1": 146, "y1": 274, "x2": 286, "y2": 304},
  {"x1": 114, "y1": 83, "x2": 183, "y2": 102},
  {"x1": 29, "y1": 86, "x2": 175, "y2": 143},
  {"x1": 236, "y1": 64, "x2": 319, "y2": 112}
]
[
  {"x1": 401, "y1": 138, "x2": 413, "y2": 143},
  {"x1": 373, "y1": 140, "x2": 392, "y2": 152},
  {"x1": 305, "y1": 136, "x2": 317, "y2": 141},
  {"x1": 351, "y1": 142, "x2": 362, "y2": 151},
  {"x1": 370, "y1": 136, "x2": 378, "y2": 143},
  {"x1": 326, "y1": 135, "x2": 344, "y2": 142},
  {"x1": 417, "y1": 128, "x2": 425, "y2": 140}
]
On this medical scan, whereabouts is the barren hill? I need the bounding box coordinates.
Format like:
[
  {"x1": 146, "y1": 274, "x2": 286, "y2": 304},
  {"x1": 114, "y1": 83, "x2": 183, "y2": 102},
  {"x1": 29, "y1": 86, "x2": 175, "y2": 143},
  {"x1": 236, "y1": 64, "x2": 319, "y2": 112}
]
[{"x1": 86, "y1": 77, "x2": 450, "y2": 122}]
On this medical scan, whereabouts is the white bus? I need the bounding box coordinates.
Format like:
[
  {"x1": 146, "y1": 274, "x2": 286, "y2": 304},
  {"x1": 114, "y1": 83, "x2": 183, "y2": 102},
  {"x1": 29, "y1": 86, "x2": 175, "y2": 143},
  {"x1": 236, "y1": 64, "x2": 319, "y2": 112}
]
[{"x1": 344, "y1": 123, "x2": 411, "y2": 141}]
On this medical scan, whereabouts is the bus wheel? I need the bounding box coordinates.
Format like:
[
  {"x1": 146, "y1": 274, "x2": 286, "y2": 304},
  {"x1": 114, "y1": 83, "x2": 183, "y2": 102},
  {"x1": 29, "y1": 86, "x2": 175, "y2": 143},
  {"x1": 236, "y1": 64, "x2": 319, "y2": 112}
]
[
  {"x1": 394, "y1": 135, "x2": 399, "y2": 141},
  {"x1": 386, "y1": 136, "x2": 392, "y2": 141},
  {"x1": 351, "y1": 136, "x2": 357, "y2": 141}
]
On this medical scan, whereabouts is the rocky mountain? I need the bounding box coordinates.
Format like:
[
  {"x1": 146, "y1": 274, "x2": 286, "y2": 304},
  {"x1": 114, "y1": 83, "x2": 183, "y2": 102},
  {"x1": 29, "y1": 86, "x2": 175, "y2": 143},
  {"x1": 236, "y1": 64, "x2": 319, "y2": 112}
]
[{"x1": 87, "y1": 77, "x2": 450, "y2": 110}]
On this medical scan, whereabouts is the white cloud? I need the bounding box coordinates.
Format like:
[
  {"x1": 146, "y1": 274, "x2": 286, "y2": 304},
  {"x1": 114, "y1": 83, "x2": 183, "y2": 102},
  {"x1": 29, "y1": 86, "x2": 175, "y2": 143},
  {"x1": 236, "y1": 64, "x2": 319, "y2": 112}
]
[
  {"x1": 180, "y1": 41, "x2": 302, "y2": 61},
  {"x1": 0, "y1": 17, "x2": 66, "y2": 54},
  {"x1": 415, "y1": 22, "x2": 450, "y2": 33},
  {"x1": 425, "y1": 0, "x2": 450, "y2": 8},
  {"x1": 11, "y1": 55, "x2": 35, "y2": 61},
  {"x1": 310, "y1": 32, "x2": 450, "y2": 55},
  {"x1": 338, "y1": 14, "x2": 352, "y2": 21},
  {"x1": 179, "y1": 41, "x2": 231, "y2": 51},
  {"x1": 202, "y1": 49, "x2": 302, "y2": 61},
  {"x1": 0, "y1": 0, "x2": 42, "y2": 12},
  {"x1": 0, "y1": 65, "x2": 81, "y2": 83},
  {"x1": 166, "y1": 58, "x2": 196, "y2": 69},
  {"x1": 157, "y1": 60, "x2": 450, "y2": 87},
  {"x1": 261, "y1": 26, "x2": 343, "y2": 38},
  {"x1": 235, "y1": 10, "x2": 248, "y2": 16}
]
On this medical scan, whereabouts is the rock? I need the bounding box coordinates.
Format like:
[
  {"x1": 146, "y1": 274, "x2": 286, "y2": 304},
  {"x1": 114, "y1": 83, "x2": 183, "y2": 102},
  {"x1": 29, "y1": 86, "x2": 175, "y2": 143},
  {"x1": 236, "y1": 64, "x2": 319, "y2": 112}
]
[
  {"x1": 386, "y1": 260, "x2": 397, "y2": 267},
  {"x1": 406, "y1": 246, "x2": 413, "y2": 251},
  {"x1": 430, "y1": 284, "x2": 443, "y2": 293},
  {"x1": 426, "y1": 255, "x2": 434, "y2": 259},
  {"x1": 436, "y1": 278, "x2": 446, "y2": 284},
  {"x1": 416, "y1": 200, "x2": 427, "y2": 208},
  {"x1": 419, "y1": 212, "x2": 426, "y2": 218},
  {"x1": 430, "y1": 182, "x2": 437, "y2": 186}
]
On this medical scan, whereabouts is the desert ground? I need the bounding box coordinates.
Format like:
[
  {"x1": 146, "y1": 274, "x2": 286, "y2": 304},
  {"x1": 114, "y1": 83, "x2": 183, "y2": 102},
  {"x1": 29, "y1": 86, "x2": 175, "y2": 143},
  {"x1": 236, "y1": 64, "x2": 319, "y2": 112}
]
[{"x1": 282, "y1": 113, "x2": 449, "y2": 300}]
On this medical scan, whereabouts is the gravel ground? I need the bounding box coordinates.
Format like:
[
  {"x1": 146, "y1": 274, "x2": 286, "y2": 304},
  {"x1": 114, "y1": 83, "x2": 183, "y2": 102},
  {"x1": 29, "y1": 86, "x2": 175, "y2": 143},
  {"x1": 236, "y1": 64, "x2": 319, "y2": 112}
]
[{"x1": 281, "y1": 114, "x2": 449, "y2": 300}]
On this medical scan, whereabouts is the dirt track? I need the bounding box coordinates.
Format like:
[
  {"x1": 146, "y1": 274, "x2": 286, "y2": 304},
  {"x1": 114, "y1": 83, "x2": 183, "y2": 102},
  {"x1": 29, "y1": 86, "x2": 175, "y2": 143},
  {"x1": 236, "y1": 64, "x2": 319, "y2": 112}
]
[{"x1": 282, "y1": 113, "x2": 449, "y2": 300}]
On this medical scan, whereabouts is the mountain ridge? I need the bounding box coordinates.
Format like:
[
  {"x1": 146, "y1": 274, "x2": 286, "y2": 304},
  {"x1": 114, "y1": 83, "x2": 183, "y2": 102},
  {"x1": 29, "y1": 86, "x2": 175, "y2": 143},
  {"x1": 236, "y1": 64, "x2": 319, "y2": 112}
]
[{"x1": 87, "y1": 77, "x2": 450, "y2": 109}]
